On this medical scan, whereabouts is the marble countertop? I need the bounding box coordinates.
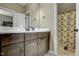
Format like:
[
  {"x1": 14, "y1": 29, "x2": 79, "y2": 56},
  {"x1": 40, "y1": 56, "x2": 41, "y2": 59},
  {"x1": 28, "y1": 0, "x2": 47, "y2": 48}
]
[{"x1": 0, "y1": 27, "x2": 50, "y2": 34}]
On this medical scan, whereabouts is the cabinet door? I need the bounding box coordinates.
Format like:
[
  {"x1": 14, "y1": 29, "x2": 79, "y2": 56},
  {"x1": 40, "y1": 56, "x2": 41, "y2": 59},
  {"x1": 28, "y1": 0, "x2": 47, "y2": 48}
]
[
  {"x1": 1, "y1": 42, "x2": 24, "y2": 56},
  {"x1": 25, "y1": 39, "x2": 39, "y2": 56},
  {"x1": 39, "y1": 37, "x2": 49, "y2": 56}
]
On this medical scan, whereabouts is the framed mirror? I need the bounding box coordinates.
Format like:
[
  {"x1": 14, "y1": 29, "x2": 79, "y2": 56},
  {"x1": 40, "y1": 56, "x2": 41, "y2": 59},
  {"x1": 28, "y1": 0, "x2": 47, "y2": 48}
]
[
  {"x1": 0, "y1": 7, "x2": 14, "y2": 27},
  {"x1": 0, "y1": 7, "x2": 25, "y2": 28}
]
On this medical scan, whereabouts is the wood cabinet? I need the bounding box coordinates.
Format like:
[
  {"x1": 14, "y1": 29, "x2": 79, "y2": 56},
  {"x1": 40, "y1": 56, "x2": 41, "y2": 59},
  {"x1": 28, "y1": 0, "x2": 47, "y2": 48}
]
[
  {"x1": 25, "y1": 32, "x2": 50, "y2": 56},
  {"x1": 0, "y1": 32, "x2": 50, "y2": 56},
  {"x1": 1, "y1": 42, "x2": 24, "y2": 56}
]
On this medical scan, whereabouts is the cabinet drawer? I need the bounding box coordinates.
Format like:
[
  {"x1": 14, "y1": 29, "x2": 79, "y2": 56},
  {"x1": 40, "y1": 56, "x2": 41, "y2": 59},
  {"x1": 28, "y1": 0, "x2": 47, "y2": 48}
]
[
  {"x1": 39, "y1": 32, "x2": 45, "y2": 38},
  {"x1": 44, "y1": 32, "x2": 50, "y2": 38},
  {"x1": 25, "y1": 33, "x2": 38, "y2": 40},
  {"x1": 1, "y1": 42, "x2": 24, "y2": 56},
  {"x1": 38, "y1": 32, "x2": 50, "y2": 38},
  {"x1": 1, "y1": 34, "x2": 24, "y2": 46}
]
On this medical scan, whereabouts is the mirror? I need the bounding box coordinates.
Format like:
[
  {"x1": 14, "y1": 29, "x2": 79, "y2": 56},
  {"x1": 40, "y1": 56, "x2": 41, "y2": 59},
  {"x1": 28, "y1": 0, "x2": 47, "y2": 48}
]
[
  {"x1": 0, "y1": 8, "x2": 14, "y2": 27},
  {"x1": 0, "y1": 14, "x2": 13, "y2": 27},
  {"x1": 0, "y1": 4, "x2": 40, "y2": 29},
  {"x1": 0, "y1": 8, "x2": 25, "y2": 28},
  {"x1": 25, "y1": 3, "x2": 40, "y2": 28}
]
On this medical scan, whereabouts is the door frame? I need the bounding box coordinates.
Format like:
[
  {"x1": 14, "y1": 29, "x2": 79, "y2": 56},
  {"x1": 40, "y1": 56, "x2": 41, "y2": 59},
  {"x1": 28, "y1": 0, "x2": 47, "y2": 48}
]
[
  {"x1": 53, "y1": 3, "x2": 58, "y2": 55},
  {"x1": 55, "y1": 3, "x2": 77, "y2": 56},
  {"x1": 76, "y1": 3, "x2": 79, "y2": 56}
]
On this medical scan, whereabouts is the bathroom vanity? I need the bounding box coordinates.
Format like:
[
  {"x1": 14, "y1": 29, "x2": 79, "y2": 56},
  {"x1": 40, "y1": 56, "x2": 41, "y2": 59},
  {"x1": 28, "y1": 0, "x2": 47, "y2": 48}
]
[
  {"x1": 0, "y1": 6, "x2": 50, "y2": 56},
  {"x1": 0, "y1": 28, "x2": 50, "y2": 56}
]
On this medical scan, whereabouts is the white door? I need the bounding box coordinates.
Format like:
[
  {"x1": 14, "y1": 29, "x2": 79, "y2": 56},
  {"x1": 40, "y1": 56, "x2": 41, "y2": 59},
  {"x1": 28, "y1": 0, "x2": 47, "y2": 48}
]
[
  {"x1": 76, "y1": 3, "x2": 79, "y2": 56},
  {"x1": 13, "y1": 13, "x2": 25, "y2": 28}
]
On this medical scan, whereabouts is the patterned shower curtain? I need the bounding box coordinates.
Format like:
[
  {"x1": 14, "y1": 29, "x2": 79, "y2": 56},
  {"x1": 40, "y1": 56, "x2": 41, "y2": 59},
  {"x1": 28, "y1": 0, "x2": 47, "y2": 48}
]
[{"x1": 57, "y1": 11, "x2": 76, "y2": 52}]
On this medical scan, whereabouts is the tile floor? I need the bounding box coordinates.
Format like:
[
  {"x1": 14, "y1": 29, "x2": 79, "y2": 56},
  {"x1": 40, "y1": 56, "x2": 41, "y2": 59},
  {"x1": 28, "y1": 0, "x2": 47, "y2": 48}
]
[{"x1": 57, "y1": 46, "x2": 75, "y2": 56}]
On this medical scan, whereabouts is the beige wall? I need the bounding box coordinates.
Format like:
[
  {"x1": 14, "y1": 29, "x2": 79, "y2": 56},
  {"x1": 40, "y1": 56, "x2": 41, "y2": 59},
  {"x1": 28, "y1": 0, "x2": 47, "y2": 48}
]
[
  {"x1": 40, "y1": 4, "x2": 53, "y2": 28},
  {"x1": 57, "y1": 3, "x2": 76, "y2": 14},
  {"x1": 40, "y1": 3, "x2": 54, "y2": 51},
  {"x1": 0, "y1": 3, "x2": 24, "y2": 13}
]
